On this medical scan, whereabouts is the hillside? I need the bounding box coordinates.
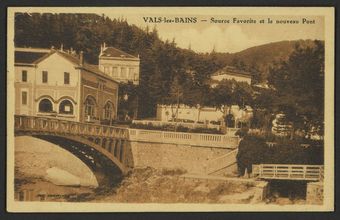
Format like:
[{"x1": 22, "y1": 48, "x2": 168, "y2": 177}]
[
  {"x1": 234, "y1": 40, "x2": 317, "y2": 69},
  {"x1": 213, "y1": 39, "x2": 319, "y2": 80}
]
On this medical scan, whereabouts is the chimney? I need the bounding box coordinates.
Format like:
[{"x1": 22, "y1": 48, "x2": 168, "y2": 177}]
[
  {"x1": 100, "y1": 43, "x2": 103, "y2": 56},
  {"x1": 79, "y1": 51, "x2": 84, "y2": 66}
]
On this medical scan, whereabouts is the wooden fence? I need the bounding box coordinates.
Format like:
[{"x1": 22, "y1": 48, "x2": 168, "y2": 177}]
[{"x1": 252, "y1": 164, "x2": 324, "y2": 181}]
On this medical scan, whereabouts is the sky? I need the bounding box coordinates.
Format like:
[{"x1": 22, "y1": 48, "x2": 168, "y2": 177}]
[
  {"x1": 104, "y1": 10, "x2": 324, "y2": 53},
  {"x1": 13, "y1": 7, "x2": 325, "y2": 53}
]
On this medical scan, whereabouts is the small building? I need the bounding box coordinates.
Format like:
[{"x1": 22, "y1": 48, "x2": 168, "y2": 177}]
[
  {"x1": 98, "y1": 43, "x2": 140, "y2": 85},
  {"x1": 156, "y1": 104, "x2": 224, "y2": 123},
  {"x1": 156, "y1": 104, "x2": 253, "y2": 127},
  {"x1": 210, "y1": 66, "x2": 252, "y2": 87},
  {"x1": 14, "y1": 47, "x2": 119, "y2": 123}
]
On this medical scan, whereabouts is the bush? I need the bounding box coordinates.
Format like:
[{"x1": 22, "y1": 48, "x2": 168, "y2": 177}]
[
  {"x1": 236, "y1": 134, "x2": 324, "y2": 176},
  {"x1": 130, "y1": 123, "x2": 223, "y2": 134},
  {"x1": 191, "y1": 127, "x2": 223, "y2": 134},
  {"x1": 210, "y1": 120, "x2": 221, "y2": 125}
]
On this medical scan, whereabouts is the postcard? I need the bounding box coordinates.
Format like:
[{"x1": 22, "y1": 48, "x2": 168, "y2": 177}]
[{"x1": 7, "y1": 7, "x2": 334, "y2": 212}]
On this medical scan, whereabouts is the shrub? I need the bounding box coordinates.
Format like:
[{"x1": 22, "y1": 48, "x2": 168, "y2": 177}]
[
  {"x1": 130, "y1": 122, "x2": 223, "y2": 134},
  {"x1": 191, "y1": 127, "x2": 223, "y2": 134},
  {"x1": 236, "y1": 134, "x2": 324, "y2": 176}
]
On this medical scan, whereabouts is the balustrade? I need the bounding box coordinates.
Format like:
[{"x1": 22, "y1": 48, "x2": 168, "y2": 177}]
[
  {"x1": 128, "y1": 128, "x2": 239, "y2": 148},
  {"x1": 14, "y1": 115, "x2": 128, "y2": 139},
  {"x1": 15, "y1": 115, "x2": 237, "y2": 148}
]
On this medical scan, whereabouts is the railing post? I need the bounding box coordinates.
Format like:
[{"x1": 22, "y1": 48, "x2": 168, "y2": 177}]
[
  {"x1": 57, "y1": 120, "x2": 61, "y2": 134},
  {"x1": 319, "y1": 166, "x2": 324, "y2": 181}
]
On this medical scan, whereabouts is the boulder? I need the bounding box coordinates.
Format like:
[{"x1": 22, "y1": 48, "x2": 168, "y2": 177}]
[{"x1": 45, "y1": 167, "x2": 81, "y2": 186}]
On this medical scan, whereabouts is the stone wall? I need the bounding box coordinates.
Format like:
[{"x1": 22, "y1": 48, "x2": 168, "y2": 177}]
[
  {"x1": 306, "y1": 181, "x2": 323, "y2": 205},
  {"x1": 129, "y1": 141, "x2": 234, "y2": 174}
]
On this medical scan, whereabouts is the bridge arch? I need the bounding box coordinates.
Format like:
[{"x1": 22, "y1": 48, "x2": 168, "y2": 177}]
[
  {"x1": 14, "y1": 133, "x2": 128, "y2": 186},
  {"x1": 14, "y1": 115, "x2": 133, "y2": 185}
]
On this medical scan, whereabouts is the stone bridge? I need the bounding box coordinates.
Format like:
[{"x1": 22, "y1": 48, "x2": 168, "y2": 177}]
[
  {"x1": 14, "y1": 115, "x2": 242, "y2": 184},
  {"x1": 14, "y1": 115, "x2": 133, "y2": 184}
]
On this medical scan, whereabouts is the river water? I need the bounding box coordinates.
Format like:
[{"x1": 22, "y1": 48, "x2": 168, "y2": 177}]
[{"x1": 14, "y1": 136, "x2": 307, "y2": 204}]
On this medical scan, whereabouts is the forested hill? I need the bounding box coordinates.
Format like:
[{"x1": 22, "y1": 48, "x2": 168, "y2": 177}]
[
  {"x1": 14, "y1": 12, "x2": 321, "y2": 117},
  {"x1": 15, "y1": 13, "x2": 319, "y2": 79},
  {"x1": 213, "y1": 39, "x2": 319, "y2": 81}
]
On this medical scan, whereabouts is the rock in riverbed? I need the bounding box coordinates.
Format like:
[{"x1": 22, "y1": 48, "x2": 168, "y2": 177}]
[{"x1": 45, "y1": 167, "x2": 81, "y2": 186}]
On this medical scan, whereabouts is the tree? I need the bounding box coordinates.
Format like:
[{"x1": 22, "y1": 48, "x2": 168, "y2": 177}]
[
  {"x1": 211, "y1": 79, "x2": 253, "y2": 110},
  {"x1": 268, "y1": 41, "x2": 324, "y2": 134},
  {"x1": 118, "y1": 82, "x2": 139, "y2": 120},
  {"x1": 166, "y1": 76, "x2": 184, "y2": 122},
  {"x1": 231, "y1": 81, "x2": 254, "y2": 107}
]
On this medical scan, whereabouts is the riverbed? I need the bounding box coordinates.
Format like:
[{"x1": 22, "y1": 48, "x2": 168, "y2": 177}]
[{"x1": 14, "y1": 136, "x2": 306, "y2": 204}]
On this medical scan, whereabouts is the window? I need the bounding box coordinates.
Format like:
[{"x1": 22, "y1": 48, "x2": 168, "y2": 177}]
[
  {"x1": 134, "y1": 72, "x2": 139, "y2": 81},
  {"x1": 112, "y1": 67, "x2": 118, "y2": 77},
  {"x1": 42, "y1": 71, "x2": 48, "y2": 83},
  {"x1": 129, "y1": 68, "x2": 134, "y2": 79},
  {"x1": 103, "y1": 101, "x2": 114, "y2": 120},
  {"x1": 59, "y1": 100, "x2": 73, "y2": 114},
  {"x1": 84, "y1": 96, "x2": 96, "y2": 117},
  {"x1": 104, "y1": 66, "x2": 109, "y2": 74},
  {"x1": 38, "y1": 99, "x2": 53, "y2": 112},
  {"x1": 64, "y1": 72, "x2": 70, "y2": 84},
  {"x1": 22, "y1": 70, "x2": 27, "y2": 82},
  {"x1": 21, "y1": 91, "x2": 27, "y2": 105},
  {"x1": 109, "y1": 67, "x2": 113, "y2": 76},
  {"x1": 120, "y1": 67, "x2": 127, "y2": 78}
]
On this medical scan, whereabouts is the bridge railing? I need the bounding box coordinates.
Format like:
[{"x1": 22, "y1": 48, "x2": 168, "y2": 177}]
[
  {"x1": 252, "y1": 164, "x2": 324, "y2": 181},
  {"x1": 15, "y1": 115, "x2": 239, "y2": 148},
  {"x1": 128, "y1": 128, "x2": 239, "y2": 148},
  {"x1": 15, "y1": 115, "x2": 129, "y2": 139}
]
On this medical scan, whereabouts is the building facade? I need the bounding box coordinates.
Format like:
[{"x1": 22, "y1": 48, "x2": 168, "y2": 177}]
[
  {"x1": 210, "y1": 66, "x2": 252, "y2": 87},
  {"x1": 156, "y1": 104, "x2": 253, "y2": 127},
  {"x1": 98, "y1": 43, "x2": 140, "y2": 85},
  {"x1": 15, "y1": 47, "x2": 119, "y2": 123}
]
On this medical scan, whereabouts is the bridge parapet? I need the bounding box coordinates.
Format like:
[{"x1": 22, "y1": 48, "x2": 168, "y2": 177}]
[
  {"x1": 15, "y1": 115, "x2": 129, "y2": 139},
  {"x1": 252, "y1": 164, "x2": 324, "y2": 181},
  {"x1": 128, "y1": 128, "x2": 239, "y2": 148}
]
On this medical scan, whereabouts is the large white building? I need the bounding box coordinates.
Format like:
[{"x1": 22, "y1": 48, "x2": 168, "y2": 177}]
[
  {"x1": 98, "y1": 43, "x2": 140, "y2": 85},
  {"x1": 210, "y1": 66, "x2": 252, "y2": 87},
  {"x1": 156, "y1": 104, "x2": 253, "y2": 127}
]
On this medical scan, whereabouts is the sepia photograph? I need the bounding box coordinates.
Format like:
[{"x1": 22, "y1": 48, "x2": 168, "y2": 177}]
[{"x1": 6, "y1": 7, "x2": 334, "y2": 212}]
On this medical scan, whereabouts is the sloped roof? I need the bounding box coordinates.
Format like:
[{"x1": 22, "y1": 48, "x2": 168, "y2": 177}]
[
  {"x1": 56, "y1": 51, "x2": 119, "y2": 83},
  {"x1": 56, "y1": 50, "x2": 82, "y2": 65},
  {"x1": 15, "y1": 51, "x2": 49, "y2": 64},
  {"x1": 101, "y1": 47, "x2": 138, "y2": 59},
  {"x1": 15, "y1": 47, "x2": 119, "y2": 84},
  {"x1": 212, "y1": 65, "x2": 251, "y2": 77}
]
